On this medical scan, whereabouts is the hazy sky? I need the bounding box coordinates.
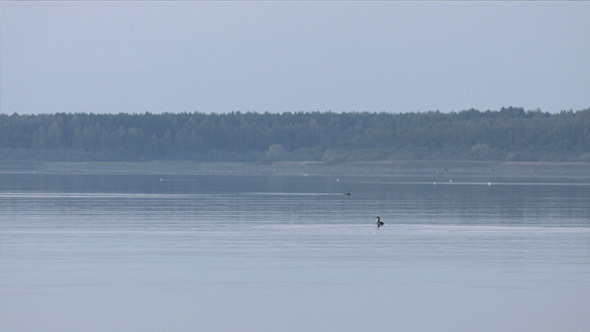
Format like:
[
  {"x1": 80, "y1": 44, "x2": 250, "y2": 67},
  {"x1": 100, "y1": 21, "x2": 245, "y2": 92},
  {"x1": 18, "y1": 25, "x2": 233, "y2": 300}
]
[{"x1": 1, "y1": 1, "x2": 589, "y2": 114}]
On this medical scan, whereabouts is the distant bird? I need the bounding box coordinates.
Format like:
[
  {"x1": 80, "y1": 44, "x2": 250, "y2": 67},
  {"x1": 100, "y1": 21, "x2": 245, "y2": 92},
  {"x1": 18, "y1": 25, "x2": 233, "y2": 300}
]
[
  {"x1": 345, "y1": 191, "x2": 352, "y2": 196},
  {"x1": 376, "y1": 216, "x2": 384, "y2": 228}
]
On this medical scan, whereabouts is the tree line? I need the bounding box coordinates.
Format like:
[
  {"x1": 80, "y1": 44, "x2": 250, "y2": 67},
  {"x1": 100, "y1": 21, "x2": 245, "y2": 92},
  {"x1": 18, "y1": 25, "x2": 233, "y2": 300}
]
[{"x1": 1, "y1": 107, "x2": 589, "y2": 162}]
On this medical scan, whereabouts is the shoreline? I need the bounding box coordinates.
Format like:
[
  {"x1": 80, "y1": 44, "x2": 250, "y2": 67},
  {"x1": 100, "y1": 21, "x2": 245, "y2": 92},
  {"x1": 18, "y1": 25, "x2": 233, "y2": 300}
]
[{"x1": 1, "y1": 160, "x2": 590, "y2": 182}]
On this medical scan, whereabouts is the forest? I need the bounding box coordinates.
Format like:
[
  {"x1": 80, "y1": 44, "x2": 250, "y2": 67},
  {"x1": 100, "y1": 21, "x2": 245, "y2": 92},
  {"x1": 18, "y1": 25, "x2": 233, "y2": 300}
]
[{"x1": 1, "y1": 107, "x2": 589, "y2": 163}]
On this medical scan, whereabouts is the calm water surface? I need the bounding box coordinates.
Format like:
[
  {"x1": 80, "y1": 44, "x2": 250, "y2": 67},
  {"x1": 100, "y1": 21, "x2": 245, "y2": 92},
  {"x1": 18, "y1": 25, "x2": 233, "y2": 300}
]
[{"x1": 1, "y1": 171, "x2": 589, "y2": 332}]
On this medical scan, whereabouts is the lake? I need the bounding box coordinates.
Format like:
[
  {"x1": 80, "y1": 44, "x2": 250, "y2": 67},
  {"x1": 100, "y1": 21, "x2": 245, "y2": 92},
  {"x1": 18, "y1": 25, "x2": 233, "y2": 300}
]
[{"x1": 1, "y1": 162, "x2": 590, "y2": 332}]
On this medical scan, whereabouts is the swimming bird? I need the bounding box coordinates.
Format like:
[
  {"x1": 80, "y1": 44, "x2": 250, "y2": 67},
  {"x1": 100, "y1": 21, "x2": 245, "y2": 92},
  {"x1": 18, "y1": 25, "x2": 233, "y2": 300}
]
[
  {"x1": 376, "y1": 216, "x2": 384, "y2": 228},
  {"x1": 345, "y1": 191, "x2": 352, "y2": 196}
]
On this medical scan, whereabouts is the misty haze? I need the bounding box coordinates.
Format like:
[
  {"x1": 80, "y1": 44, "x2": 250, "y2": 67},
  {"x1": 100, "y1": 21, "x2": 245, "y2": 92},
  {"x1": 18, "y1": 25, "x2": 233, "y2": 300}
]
[{"x1": 1, "y1": 2, "x2": 590, "y2": 332}]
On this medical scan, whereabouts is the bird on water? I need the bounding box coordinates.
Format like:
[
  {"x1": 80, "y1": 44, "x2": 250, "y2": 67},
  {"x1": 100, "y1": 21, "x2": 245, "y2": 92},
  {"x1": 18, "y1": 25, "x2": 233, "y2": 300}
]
[
  {"x1": 345, "y1": 191, "x2": 352, "y2": 196},
  {"x1": 376, "y1": 216, "x2": 384, "y2": 228}
]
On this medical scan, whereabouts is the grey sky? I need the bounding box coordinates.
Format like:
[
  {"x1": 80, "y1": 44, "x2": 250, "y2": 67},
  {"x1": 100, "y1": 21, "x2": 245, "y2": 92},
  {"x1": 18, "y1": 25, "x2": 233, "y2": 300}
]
[{"x1": 1, "y1": 1, "x2": 589, "y2": 114}]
